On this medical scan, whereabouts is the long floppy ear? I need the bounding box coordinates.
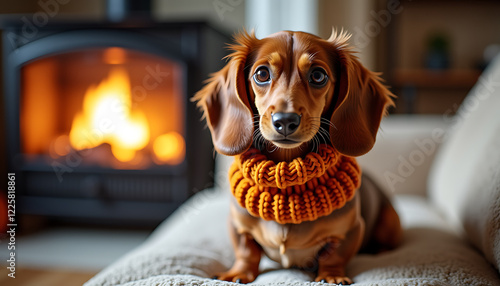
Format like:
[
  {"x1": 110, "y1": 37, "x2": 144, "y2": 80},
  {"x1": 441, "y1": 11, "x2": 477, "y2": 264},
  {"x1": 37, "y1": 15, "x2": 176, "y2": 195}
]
[
  {"x1": 328, "y1": 31, "x2": 394, "y2": 157},
  {"x1": 192, "y1": 32, "x2": 256, "y2": 156}
]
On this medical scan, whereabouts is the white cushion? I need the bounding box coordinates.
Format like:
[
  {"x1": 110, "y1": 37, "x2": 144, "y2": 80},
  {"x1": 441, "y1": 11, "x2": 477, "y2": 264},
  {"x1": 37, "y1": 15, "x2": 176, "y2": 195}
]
[
  {"x1": 84, "y1": 192, "x2": 500, "y2": 286},
  {"x1": 428, "y1": 54, "x2": 500, "y2": 270}
]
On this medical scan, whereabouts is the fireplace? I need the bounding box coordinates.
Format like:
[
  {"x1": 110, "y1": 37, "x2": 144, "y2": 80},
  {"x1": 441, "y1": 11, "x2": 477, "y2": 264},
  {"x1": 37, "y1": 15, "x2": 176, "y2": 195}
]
[{"x1": 2, "y1": 19, "x2": 228, "y2": 225}]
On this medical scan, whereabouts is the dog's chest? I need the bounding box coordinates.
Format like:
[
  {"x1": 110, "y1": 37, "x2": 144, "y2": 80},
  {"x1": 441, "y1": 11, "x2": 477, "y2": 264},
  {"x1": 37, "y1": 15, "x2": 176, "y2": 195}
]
[
  {"x1": 257, "y1": 222, "x2": 325, "y2": 268},
  {"x1": 230, "y1": 197, "x2": 358, "y2": 268}
]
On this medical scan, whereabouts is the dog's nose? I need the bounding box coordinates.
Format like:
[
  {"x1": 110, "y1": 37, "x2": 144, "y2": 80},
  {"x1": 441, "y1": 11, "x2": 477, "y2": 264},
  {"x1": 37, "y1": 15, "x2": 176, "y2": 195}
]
[{"x1": 272, "y1": 112, "x2": 301, "y2": 136}]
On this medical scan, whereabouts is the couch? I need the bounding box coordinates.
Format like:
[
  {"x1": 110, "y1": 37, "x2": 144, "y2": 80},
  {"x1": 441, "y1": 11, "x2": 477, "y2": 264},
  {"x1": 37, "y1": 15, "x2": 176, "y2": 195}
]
[{"x1": 85, "y1": 55, "x2": 500, "y2": 286}]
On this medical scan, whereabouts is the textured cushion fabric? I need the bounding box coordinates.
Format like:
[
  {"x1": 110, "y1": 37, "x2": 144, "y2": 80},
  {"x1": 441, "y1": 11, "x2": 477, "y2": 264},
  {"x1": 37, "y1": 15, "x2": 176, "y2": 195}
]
[
  {"x1": 428, "y1": 54, "x2": 500, "y2": 270},
  {"x1": 462, "y1": 166, "x2": 500, "y2": 271},
  {"x1": 84, "y1": 191, "x2": 500, "y2": 286}
]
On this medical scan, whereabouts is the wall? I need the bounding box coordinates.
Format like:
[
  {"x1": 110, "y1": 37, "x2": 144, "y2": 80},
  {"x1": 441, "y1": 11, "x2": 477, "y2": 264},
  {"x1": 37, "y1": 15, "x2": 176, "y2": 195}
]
[
  {"x1": 0, "y1": 0, "x2": 104, "y2": 18},
  {"x1": 318, "y1": 0, "x2": 377, "y2": 69},
  {"x1": 244, "y1": 0, "x2": 381, "y2": 70},
  {"x1": 245, "y1": 0, "x2": 318, "y2": 38},
  {"x1": 153, "y1": 0, "x2": 245, "y2": 35}
]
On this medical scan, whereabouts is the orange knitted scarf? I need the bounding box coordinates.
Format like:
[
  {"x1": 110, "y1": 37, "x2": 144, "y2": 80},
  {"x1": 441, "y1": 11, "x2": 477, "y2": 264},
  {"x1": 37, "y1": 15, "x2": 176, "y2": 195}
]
[{"x1": 229, "y1": 144, "x2": 361, "y2": 224}]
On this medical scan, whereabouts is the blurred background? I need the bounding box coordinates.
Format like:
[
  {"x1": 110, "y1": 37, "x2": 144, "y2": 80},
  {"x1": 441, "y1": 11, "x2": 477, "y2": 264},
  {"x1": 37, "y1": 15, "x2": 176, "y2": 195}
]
[{"x1": 0, "y1": 0, "x2": 499, "y2": 285}]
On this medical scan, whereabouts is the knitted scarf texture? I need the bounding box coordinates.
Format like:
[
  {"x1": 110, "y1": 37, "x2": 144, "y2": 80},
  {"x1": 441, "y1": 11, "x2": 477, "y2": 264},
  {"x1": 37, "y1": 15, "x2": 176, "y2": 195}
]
[{"x1": 229, "y1": 144, "x2": 361, "y2": 224}]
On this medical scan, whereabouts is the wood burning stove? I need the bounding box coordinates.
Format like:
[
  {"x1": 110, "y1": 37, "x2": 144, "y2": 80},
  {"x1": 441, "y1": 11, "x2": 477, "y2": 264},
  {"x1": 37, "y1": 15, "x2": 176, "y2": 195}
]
[{"x1": 1, "y1": 18, "x2": 228, "y2": 225}]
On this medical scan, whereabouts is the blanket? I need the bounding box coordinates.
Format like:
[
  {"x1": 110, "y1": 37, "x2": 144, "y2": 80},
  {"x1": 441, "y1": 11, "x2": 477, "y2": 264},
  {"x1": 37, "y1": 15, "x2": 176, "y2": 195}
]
[{"x1": 84, "y1": 191, "x2": 500, "y2": 286}]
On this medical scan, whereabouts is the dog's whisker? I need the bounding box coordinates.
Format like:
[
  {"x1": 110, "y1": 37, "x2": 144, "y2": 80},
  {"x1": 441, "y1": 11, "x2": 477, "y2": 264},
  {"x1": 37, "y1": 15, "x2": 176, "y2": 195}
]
[
  {"x1": 313, "y1": 136, "x2": 320, "y2": 153},
  {"x1": 260, "y1": 137, "x2": 267, "y2": 150},
  {"x1": 319, "y1": 118, "x2": 332, "y2": 126},
  {"x1": 254, "y1": 132, "x2": 268, "y2": 151},
  {"x1": 318, "y1": 117, "x2": 333, "y2": 125},
  {"x1": 320, "y1": 118, "x2": 337, "y2": 130},
  {"x1": 266, "y1": 143, "x2": 275, "y2": 153},
  {"x1": 319, "y1": 127, "x2": 331, "y2": 144},
  {"x1": 308, "y1": 136, "x2": 317, "y2": 153},
  {"x1": 305, "y1": 120, "x2": 326, "y2": 152},
  {"x1": 298, "y1": 143, "x2": 305, "y2": 153}
]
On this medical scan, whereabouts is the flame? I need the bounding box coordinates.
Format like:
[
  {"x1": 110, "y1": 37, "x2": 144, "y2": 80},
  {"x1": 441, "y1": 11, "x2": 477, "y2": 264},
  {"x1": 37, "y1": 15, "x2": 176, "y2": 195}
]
[
  {"x1": 103, "y1": 47, "x2": 127, "y2": 65},
  {"x1": 69, "y1": 67, "x2": 150, "y2": 162},
  {"x1": 153, "y1": 132, "x2": 185, "y2": 165}
]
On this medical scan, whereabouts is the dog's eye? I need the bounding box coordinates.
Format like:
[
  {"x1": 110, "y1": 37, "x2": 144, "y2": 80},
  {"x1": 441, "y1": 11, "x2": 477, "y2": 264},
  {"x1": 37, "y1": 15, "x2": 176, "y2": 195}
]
[
  {"x1": 309, "y1": 68, "x2": 328, "y2": 87},
  {"x1": 253, "y1": 66, "x2": 271, "y2": 85}
]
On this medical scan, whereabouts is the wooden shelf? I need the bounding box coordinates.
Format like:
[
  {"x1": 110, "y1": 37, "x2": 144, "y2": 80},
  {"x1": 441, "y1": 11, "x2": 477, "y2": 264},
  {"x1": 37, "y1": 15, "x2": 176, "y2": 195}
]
[{"x1": 392, "y1": 68, "x2": 481, "y2": 89}]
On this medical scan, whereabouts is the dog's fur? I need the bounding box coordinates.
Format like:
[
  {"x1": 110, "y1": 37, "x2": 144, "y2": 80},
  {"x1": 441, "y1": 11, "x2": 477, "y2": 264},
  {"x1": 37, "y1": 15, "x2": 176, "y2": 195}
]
[{"x1": 193, "y1": 30, "x2": 402, "y2": 285}]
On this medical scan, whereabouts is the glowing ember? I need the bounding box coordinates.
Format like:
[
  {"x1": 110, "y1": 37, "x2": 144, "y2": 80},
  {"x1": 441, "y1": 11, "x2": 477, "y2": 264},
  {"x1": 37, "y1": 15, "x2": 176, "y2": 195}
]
[
  {"x1": 69, "y1": 67, "x2": 150, "y2": 162},
  {"x1": 153, "y1": 132, "x2": 185, "y2": 165}
]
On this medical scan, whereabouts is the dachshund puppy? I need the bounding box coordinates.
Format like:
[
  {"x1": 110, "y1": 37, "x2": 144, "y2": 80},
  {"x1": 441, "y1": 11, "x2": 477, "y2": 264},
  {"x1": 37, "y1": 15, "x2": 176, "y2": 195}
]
[{"x1": 194, "y1": 30, "x2": 402, "y2": 285}]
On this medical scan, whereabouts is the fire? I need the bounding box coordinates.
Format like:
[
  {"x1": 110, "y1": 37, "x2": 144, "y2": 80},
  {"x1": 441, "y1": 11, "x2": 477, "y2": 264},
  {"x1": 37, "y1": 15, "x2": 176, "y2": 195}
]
[
  {"x1": 153, "y1": 132, "x2": 185, "y2": 165},
  {"x1": 69, "y1": 67, "x2": 150, "y2": 162}
]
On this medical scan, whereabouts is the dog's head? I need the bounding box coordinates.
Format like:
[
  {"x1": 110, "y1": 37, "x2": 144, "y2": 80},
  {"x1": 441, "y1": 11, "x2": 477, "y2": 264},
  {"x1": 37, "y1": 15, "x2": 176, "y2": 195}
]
[{"x1": 193, "y1": 30, "x2": 394, "y2": 157}]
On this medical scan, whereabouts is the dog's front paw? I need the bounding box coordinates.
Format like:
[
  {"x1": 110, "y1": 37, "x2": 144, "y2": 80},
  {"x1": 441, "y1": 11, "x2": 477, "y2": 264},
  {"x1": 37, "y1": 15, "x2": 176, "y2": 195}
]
[
  {"x1": 315, "y1": 274, "x2": 353, "y2": 285},
  {"x1": 213, "y1": 261, "x2": 259, "y2": 284},
  {"x1": 213, "y1": 270, "x2": 257, "y2": 284}
]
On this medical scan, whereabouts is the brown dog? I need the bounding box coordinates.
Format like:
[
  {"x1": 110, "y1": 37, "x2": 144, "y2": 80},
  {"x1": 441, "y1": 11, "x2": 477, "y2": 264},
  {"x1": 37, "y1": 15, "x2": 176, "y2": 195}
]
[{"x1": 194, "y1": 30, "x2": 402, "y2": 285}]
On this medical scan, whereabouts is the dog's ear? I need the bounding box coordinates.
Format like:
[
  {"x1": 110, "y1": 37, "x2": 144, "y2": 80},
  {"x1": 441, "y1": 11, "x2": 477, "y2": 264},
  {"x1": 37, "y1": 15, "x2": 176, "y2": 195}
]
[
  {"x1": 193, "y1": 31, "x2": 257, "y2": 156},
  {"x1": 327, "y1": 30, "x2": 394, "y2": 157}
]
